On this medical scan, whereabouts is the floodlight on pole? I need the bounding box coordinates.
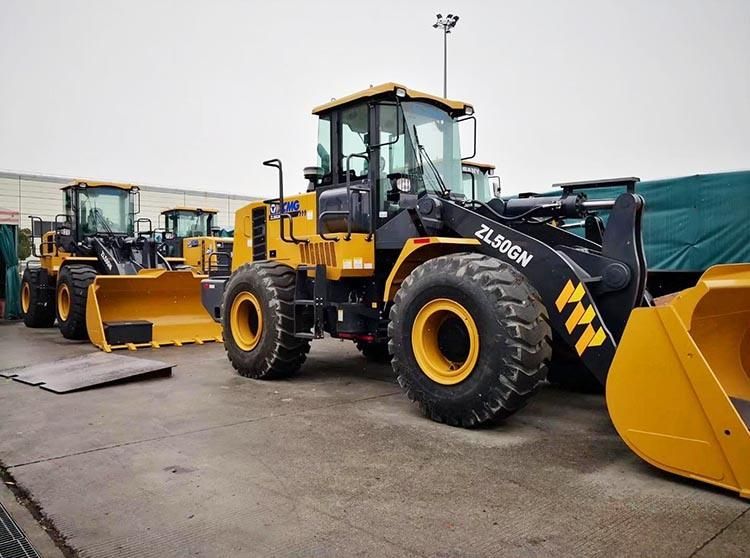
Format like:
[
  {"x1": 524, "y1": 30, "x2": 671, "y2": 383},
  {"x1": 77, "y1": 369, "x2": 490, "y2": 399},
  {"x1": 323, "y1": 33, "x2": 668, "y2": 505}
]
[{"x1": 433, "y1": 13, "x2": 459, "y2": 98}]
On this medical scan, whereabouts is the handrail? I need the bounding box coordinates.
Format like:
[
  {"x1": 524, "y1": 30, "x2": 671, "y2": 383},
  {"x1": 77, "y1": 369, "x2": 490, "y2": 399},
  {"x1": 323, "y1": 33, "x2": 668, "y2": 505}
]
[
  {"x1": 263, "y1": 158, "x2": 308, "y2": 244},
  {"x1": 28, "y1": 215, "x2": 42, "y2": 258},
  {"x1": 344, "y1": 153, "x2": 371, "y2": 241}
]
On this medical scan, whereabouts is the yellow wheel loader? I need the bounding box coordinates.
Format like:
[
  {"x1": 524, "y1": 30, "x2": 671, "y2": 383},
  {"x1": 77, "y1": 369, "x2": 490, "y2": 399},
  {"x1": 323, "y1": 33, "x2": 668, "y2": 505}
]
[
  {"x1": 21, "y1": 181, "x2": 221, "y2": 351},
  {"x1": 158, "y1": 207, "x2": 233, "y2": 275},
  {"x1": 202, "y1": 83, "x2": 750, "y2": 497}
]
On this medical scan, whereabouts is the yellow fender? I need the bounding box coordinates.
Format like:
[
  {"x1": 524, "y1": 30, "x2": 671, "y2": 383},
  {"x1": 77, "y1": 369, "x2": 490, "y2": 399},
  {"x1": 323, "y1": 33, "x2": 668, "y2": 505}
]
[
  {"x1": 383, "y1": 237, "x2": 480, "y2": 301},
  {"x1": 608, "y1": 264, "x2": 750, "y2": 498},
  {"x1": 86, "y1": 269, "x2": 222, "y2": 352}
]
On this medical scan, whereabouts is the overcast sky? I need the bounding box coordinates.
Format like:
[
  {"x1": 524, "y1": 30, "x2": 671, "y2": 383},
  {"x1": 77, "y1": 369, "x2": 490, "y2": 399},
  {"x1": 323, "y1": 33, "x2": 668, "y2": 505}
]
[{"x1": 1, "y1": 0, "x2": 748, "y2": 197}]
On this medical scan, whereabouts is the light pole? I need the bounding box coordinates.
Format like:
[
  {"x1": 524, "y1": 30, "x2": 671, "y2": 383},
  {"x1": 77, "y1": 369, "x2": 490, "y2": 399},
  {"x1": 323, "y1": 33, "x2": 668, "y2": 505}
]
[{"x1": 433, "y1": 13, "x2": 459, "y2": 98}]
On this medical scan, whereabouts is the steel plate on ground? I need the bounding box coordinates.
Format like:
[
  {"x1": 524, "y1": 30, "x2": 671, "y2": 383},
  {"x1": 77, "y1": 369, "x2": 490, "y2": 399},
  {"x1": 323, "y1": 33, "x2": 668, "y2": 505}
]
[{"x1": 0, "y1": 352, "x2": 172, "y2": 393}]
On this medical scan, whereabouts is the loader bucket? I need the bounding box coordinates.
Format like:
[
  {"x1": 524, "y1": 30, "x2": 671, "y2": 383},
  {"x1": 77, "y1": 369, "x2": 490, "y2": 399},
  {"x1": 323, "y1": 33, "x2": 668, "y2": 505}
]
[
  {"x1": 607, "y1": 264, "x2": 750, "y2": 498},
  {"x1": 86, "y1": 269, "x2": 223, "y2": 352}
]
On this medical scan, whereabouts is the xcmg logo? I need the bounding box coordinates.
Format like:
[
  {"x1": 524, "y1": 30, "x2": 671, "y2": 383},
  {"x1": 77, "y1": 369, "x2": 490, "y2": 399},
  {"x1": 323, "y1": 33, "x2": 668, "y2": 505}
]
[{"x1": 269, "y1": 200, "x2": 303, "y2": 220}]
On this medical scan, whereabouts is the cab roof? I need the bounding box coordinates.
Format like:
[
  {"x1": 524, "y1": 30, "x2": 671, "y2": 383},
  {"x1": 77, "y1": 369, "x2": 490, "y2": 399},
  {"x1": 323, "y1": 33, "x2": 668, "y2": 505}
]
[
  {"x1": 312, "y1": 82, "x2": 473, "y2": 116},
  {"x1": 462, "y1": 160, "x2": 496, "y2": 172},
  {"x1": 161, "y1": 206, "x2": 219, "y2": 215},
  {"x1": 62, "y1": 180, "x2": 136, "y2": 191}
]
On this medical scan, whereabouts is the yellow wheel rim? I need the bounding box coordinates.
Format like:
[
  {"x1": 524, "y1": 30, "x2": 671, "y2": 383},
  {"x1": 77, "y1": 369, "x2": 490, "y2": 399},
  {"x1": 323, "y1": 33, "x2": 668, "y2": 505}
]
[
  {"x1": 21, "y1": 282, "x2": 31, "y2": 313},
  {"x1": 230, "y1": 292, "x2": 263, "y2": 351},
  {"x1": 411, "y1": 298, "x2": 480, "y2": 385},
  {"x1": 58, "y1": 284, "x2": 71, "y2": 321}
]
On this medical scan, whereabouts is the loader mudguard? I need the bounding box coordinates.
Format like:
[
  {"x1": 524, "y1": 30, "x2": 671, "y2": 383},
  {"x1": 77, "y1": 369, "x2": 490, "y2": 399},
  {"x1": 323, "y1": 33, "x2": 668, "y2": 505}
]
[{"x1": 441, "y1": 193, "x2": 646, "y2": 385}]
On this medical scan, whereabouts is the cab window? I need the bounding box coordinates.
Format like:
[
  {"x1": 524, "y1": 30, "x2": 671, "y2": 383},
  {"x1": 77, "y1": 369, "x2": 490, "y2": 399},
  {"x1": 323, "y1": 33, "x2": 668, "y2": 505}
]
[
  {"x1": 316, "y1": 115, "x2": 331, "y2": 179},
  {"x1": 377, "y1": 104, "x2": 409, "y2": 213},
  {"x1": 340, "y1": 104, "x2": 368, "y2": 178}
]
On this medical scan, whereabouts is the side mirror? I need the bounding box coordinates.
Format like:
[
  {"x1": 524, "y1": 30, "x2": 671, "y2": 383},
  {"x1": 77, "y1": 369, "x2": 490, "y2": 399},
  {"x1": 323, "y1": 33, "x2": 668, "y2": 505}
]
[
  {"x1": 458, "y1": 116, "x2": 477, "y2": 161},
  {"x1": 490, "y1": 175, "x2": 502, "y2": 198}
]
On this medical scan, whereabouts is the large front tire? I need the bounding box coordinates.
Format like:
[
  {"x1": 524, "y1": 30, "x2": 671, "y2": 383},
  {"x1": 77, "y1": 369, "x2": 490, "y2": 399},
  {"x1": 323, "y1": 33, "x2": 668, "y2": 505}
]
[
  {"x1": 389, "y1": 253, "x2": 552, "y2": 428},
  {"x1": 222, "y1": 262, "x2": 310, "y2": 379},
  {"x1": 21, "y1": 268, "x2": 56, "y2": 328},
  {"x1": 56, "y1": 264, "x2": 96, "y2": 340}
]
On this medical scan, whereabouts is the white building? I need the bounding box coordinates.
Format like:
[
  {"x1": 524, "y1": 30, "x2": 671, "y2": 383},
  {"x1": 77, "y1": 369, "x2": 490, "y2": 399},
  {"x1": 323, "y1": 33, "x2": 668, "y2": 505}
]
[{"x1": 0, "y1": 171, "x2": 257, "y2": 235}]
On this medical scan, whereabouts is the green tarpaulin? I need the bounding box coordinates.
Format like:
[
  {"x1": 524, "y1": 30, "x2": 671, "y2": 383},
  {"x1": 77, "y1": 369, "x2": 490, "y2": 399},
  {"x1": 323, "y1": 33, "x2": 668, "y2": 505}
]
[
  {"x1": 0, "y1": 224, "x2": 22, "y2": 319},
  {"x1": 544, "y1": 171, "x2": 750, "y2": 271}
]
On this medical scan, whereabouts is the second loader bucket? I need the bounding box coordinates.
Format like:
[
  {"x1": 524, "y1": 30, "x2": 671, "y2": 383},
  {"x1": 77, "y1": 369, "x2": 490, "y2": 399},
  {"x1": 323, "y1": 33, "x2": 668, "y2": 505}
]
[
  {"x1": 86, "y1": 269, "x2": 223, "y2": 352},
  {"x1": 607, "y1": 264, "x2": 750, "y2": 498}
]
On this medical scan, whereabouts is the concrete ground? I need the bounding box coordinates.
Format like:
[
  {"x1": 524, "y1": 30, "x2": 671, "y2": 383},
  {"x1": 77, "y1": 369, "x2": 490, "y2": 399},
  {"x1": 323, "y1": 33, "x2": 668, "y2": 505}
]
[{"x1": 0, "y1": 321, "x2": 748, "y2": 557}]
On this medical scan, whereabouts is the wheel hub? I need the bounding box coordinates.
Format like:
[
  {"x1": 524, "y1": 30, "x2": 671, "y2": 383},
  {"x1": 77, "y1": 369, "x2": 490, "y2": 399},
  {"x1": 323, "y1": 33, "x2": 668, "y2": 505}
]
[
  {"x1": 21, "y1": 282, "x2": 31, "y2": 314},
  {"x1": 58, "y1": 284, "x2": 71, "y2": 321},
  {"x1": 411, "y1": 298, "x2": 480, "y2": 385},
  {"x1": 230, "y1": 292, "x2": 263, "y2": 351}
]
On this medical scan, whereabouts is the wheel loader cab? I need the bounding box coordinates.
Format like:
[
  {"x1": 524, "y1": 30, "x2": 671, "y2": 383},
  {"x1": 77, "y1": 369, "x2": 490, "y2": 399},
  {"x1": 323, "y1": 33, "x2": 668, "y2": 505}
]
[
  {"x1": 308, "y1": 83, "x2": 474, "y2": 239},
  {"x1": 162, "y1": 208, "x2": 215, "y2": 240},
  {"x1": 461, "y1": 161, "x2": 499, "y2": 202},
  {"x1": 59, "y1": 182, "x2": 137, "y2": 251}
]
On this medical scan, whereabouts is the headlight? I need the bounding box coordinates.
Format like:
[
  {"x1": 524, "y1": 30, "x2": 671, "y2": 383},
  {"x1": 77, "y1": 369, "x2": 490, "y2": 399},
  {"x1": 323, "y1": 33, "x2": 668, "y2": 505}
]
[{"x1": 389, "y1": 175, "x2": 411, "y2": 193}]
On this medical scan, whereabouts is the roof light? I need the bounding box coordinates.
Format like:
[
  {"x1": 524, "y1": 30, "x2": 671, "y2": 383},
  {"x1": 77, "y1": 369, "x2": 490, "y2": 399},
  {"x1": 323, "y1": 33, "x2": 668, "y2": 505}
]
[
  {"x1": 395, "y1": 87, "x2": 407, "y2": 98},
  {"x1": 465, "y1": 106, "x2": 474, "y2": 115}
]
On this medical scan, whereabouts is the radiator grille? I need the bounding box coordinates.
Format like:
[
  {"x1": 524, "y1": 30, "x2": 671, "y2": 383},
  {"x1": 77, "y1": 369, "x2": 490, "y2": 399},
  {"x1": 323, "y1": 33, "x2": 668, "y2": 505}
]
[
  {"x1": 299, "y1": 241, "x2": 337, "y2": 267},
  {"x1": 251, "y1": 207, "x2": 266, "y2": 261}
]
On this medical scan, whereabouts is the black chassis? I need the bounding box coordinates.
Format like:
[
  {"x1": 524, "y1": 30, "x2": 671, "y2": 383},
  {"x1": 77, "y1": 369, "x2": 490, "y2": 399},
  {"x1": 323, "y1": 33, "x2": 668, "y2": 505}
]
[{"x1": 202, "y1": 187, "x2": 646, "y2": 386}]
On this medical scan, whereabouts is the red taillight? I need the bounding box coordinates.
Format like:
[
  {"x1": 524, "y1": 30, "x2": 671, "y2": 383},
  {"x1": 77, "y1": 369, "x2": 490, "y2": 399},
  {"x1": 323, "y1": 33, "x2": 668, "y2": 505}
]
[{"x1": 413, "y1": 238, "x2": 431, "y2": 245}]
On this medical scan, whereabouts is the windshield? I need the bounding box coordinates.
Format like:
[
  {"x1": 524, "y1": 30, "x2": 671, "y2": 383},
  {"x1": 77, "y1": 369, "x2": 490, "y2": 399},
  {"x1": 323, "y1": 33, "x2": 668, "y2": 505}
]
[
  {"x1": 462, "y1": 166, "x2": 493, "y2": 202},
  {"x1": 77, "y1": 187, "x2": 134, "y2": 235},
  {"x1": 402, "y1": 101, "x2": 462, "y2": 195},
  {"x1": 165, "y1": 211, "x2": 211, "y2": 237}
]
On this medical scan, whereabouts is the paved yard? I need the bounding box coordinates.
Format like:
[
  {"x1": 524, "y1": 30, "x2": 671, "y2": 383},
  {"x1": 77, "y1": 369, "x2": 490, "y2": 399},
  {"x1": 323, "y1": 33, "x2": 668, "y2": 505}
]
[{"x1": 0, "y1": 321, "x2": 747, "y2": 557}]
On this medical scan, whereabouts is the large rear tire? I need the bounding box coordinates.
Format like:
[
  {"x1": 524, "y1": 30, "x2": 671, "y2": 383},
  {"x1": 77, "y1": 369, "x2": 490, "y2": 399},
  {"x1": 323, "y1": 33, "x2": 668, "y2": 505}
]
[
  {"x1": 222, "y1": 262, "x2": 310, "y2": 379},
  {"x1": 56, "y1": 264, "x2": 97, "y2": 340},
  {"x1": 388, "y1": 252, "x2": 552, "y2": 427},
  {"x1": 21, "y1": 268, "x2": 56, "y2": 328}
]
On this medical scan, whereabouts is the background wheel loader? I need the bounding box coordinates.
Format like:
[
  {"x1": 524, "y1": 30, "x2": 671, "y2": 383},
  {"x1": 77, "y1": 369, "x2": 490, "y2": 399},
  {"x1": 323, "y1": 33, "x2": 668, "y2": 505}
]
[
  {"x1": 158, "y1": 207, "x2": 233, "y2": 275},
  {"x1": 21, "y1": 181, "x2": 221, "y2": 351},
  {"x1": 202, "y1": 83, "x2": 750, "y2": 498},
  {"x1": 461, "y1": 160, "x2": 500, "y2": 202}
]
